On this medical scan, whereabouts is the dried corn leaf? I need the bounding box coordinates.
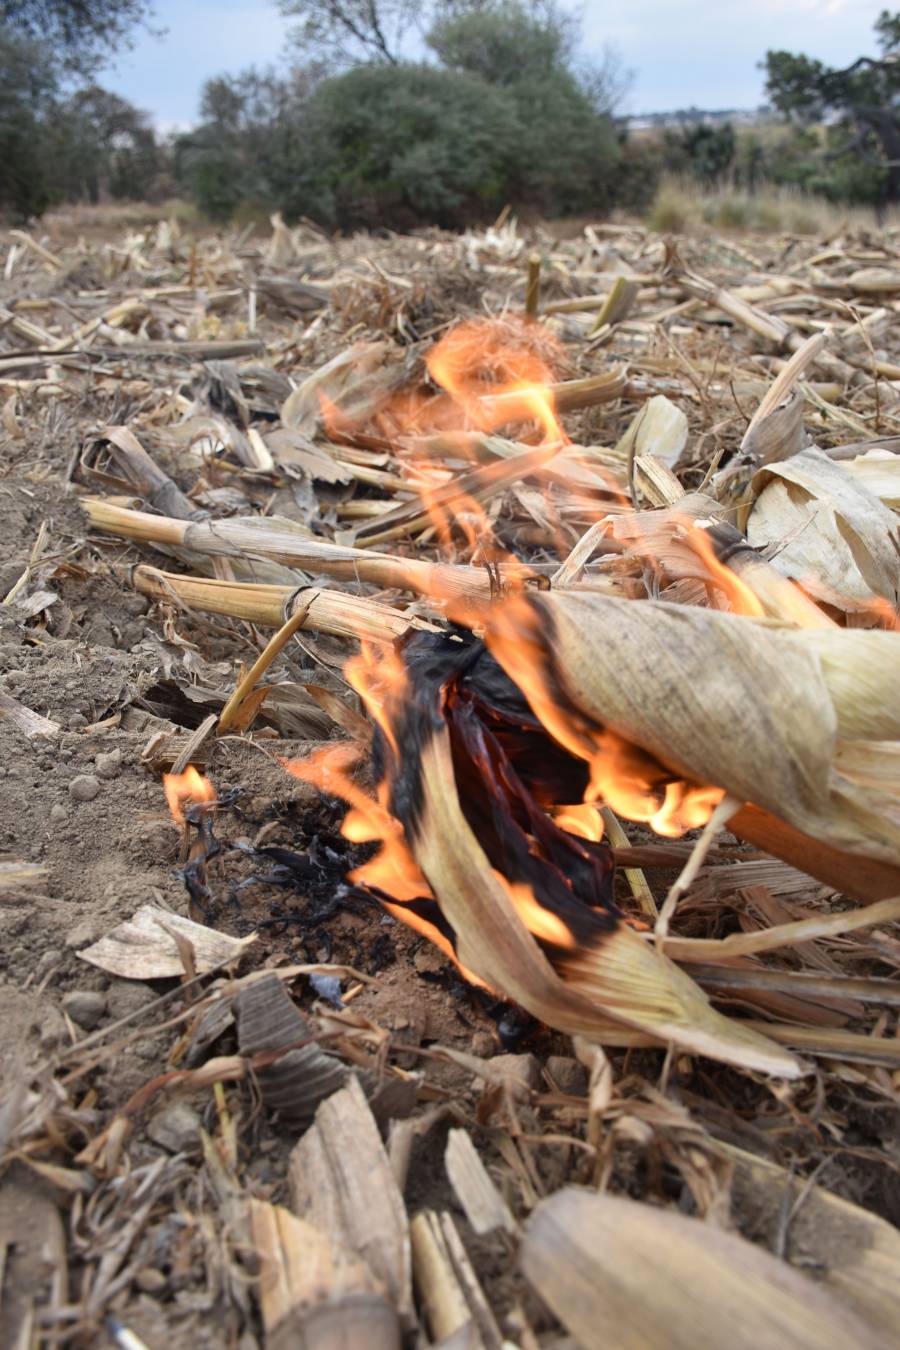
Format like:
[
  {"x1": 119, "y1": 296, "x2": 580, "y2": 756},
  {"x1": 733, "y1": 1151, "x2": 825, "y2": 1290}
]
[
  {"x1": 235, "y1": 973, "x2": 348, "y2": 1126},
  {"x1": 843, "y1": 448, "x2": 900, "y2": 510},
  {"x1": 725, "y1": 1143, "x2": 900, "y2": 1342},
  {"x1": 519, "y1": 1188, "x2": 885, "y2": 1350},
  {"x1": 0, "y1": 690, "x2": 60, "y2": 739},
  {"x1": 444, "y1": 1129, "x2": 517, "y2": 1237},
  {"x1": 490, "y1": 591, "x2": 900, "y2": 869},
  {"x1": 411, "y1": 1209, "x2": 502, "y2": 1350},
  {"x1": 409, "y1": 721, "x2": 800, "y2": 1076},
  {"x1": 289, "y1": 1076, "x2": 414, "y2": 1328},
  {"x1": 78, "y1": 903, "x2": 255, "y2": 978},
  {"x1": 747, "y1": 448, "x2": 900, "y2": 611},
  {"x1": 281, "y1": 340, "x2": 405, "y2": 437},
  {"x1": 614, "y1": 395, "x2": 688, "y2": 469}
]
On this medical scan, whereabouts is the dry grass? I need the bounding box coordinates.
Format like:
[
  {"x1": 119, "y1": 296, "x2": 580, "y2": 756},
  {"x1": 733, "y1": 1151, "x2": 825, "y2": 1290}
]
[{"x1": 645, "y1": 175, "x2": 894, "y2": 237}]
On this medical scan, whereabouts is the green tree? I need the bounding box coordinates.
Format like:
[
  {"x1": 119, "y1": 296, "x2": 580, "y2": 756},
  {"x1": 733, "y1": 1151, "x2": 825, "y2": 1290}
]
[
  {"x1": 56, "y1": 87, "x2": 160, "y2": 202},
  {"x1": 299, "y1": 62, "x2": 520, "y2": 226},
  {"x1": 764, "y1": 10, "x2": 900, "y2": 206},
  {"x1": 0, "y1": 0, "x2": 154, "y2": 74},
  {"x1": 0, "y1": 25, "x2": 58, "y2": 218},
  {"x1": 277, "y1": 0, "x2": 413, "y2": 65},
  {"x1": 663, "y1": 121, "x2": 736, "y2": 185}
]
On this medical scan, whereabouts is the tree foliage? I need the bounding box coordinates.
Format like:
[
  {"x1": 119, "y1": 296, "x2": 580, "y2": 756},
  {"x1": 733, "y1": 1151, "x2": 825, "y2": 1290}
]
[
  {"x1": 0, "y1": 0, "x2": 153, "y2": 73},
  {"x1": 0, "y1": 22, "x2": 163, "y2": 219},
  {"x1": 764, "y1": 10, "x2": 900, "y2": 204},
  {"x1": 0, "y1": 25, "x2": 57, "y2": 217},
  {"x1": 183, "y1": 0, "x2": 628, "y2": 227}
]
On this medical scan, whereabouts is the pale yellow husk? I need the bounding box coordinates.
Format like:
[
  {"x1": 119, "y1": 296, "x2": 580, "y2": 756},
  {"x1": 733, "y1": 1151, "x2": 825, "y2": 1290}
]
[
  {"x1": 485, "y1": 591, "x2": 900, "y2": 868},
  {"x1": 411, "y1": 728, "x2": 801, "y2": 1077}
]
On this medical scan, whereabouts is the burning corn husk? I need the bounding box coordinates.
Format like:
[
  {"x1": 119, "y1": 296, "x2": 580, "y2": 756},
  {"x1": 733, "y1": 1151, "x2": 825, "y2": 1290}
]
[
  {"x1": 482, "y1": 590, "x2": 900, "y2": 885},
  {"x1": 285, "y1": 630, "x2": 801, "y2": 1078}
]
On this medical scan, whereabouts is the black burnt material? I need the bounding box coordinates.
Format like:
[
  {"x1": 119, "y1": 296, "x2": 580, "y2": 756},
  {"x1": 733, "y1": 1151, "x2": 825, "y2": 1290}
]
[{"x1": 373, "y1": 625, "x2": 621, "y2": 959}]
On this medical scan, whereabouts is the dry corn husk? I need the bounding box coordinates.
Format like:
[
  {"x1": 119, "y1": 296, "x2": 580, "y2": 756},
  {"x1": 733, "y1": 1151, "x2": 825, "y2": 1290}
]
[
  {"x1": 84, "y1": 498, "x2": 530, "y2": 605},
  {"x1": 747, "y1": 448, "x2": 900, "y2": 613},
  {"x1": 843, "y1": 448, "x2": 900, "y2": 509},
  {"x1": 281, "y1": 340, "x2": 407, "y2": 437},
  {"x1": 483, "y1": 591, "x2": 900, "y2": 871},
  {"x1": 408, "y1": 725, "x2": 800, "y2": 1076},
  {"x1": 519, "y1": 1188, "x2": 886, "y2": 1350},
  {"x1": 264, "y1": 210, "x2": 297, "y2": 269},
  {"x1": 613, "y1": 394, "x2": 688, "y2": 469}
]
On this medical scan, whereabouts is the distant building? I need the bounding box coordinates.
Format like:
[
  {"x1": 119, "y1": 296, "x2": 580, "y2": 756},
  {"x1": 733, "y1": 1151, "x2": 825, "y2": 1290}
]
[{"x1": 626, "y1": 107, "x2": 772, "y2": 131}]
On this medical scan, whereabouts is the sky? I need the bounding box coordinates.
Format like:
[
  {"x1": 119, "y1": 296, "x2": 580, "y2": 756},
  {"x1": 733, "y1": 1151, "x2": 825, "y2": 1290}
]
[{"x1": 103, "y1": 0, "x2": 890, "y2": 129}]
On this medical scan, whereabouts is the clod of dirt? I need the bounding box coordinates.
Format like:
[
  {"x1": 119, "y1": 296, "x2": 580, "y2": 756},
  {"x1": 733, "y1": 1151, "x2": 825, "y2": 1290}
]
[
  {"x1": 68, "y1": 774, "x2": 101, "y2": 802},
  {"x1": 61, "y1": 989, "x2": 107, "y2": 1029},
  {"x1": 147, "y1": 1101, "x2": 203, "y2": 1154},
  {"x1": 94, "y1": 749, "x2": 122, "y2": 779}
]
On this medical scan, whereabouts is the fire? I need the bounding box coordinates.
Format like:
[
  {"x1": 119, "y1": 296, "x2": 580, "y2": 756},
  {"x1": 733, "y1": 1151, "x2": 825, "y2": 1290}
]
[
  {"x1": 343, "y1": 640, "x2": 409, "y2": 760},
  {"x1": 552, "y1": 803, "x2": 605, "y2": 841},
  {"x1": 162, "y1": 766, "x2": 216, "y2": 825},
  {"x1": 282, "y1": 742, "x2": 486, "y2": 982},
  {"x1": 681, "y1": 520, "x2": 766, "y2": 618},
  {"x1": 426, "y1": 317, "x2": 565, "y2": 446},
  {"x1": 504, "y1": 880, "x2": 574, "y2": 948},
  {"x1": 483, "y1": 591, "x2": 726, "y2": 838}
]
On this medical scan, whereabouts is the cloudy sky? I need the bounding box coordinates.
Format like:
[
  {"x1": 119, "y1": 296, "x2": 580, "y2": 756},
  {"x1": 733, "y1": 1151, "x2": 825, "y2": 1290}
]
[{"x1": 104, "y1": 0, "x2": 888, "y2": 128}]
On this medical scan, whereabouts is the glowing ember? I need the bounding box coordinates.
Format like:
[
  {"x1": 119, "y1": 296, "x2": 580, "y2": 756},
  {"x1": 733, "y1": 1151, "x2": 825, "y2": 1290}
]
[{"x1": 162, "y1": 766, "x2": 216, "y2": 825}]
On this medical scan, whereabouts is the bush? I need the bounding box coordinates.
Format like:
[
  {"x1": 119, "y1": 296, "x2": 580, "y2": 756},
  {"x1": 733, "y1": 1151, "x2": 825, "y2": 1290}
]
[
  {"x1": 182, "y1": 1, "x2": 629, "y2": 228},
  {"x1": 298, "y1": 63, "x2": 518, "y2": 228},
  {"x1": 0, "y1": 25, "x2": 58, "y2": 218}
]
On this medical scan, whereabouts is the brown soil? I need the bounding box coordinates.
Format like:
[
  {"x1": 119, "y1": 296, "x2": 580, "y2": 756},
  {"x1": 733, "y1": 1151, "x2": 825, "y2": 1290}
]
[{"x1": 2, "y1": 208, "x2": 899, "y2": 1350}]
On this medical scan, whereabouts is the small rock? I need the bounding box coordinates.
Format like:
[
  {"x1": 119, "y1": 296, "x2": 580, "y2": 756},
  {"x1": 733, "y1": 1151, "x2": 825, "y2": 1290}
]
[
  {"x1": 546, "y1": 1055, "x2": 588, "y2": 1096},
  {"x1": 36, "y1": 948, "x2": 64, "y2": 980},
  {"x1": 69, "y1": 774, "x2": 100, "y2": 803},
  {"x1": 470, "y1": 1031, "x2": 496, "y2": 1058},
  {"x1": 94, "y1": 749, "x2": 122, "y2": 780},
  {"x1": 62, "y1": 990, "x2": 107, "y2": 1030},
  {"x1": 65, "y1": 917, "x2": 103, "y2": 948},
  {"x1": 147, "y1": 1101, "x2": 202, "y2": 1153},
  {"x1": 106, "y1": 981, "x2": 158, "y2": 1020},
  {"x1": 68, "y1": 712, "x2": 87, "y2": 730},
  {"x1": 488, "y1": 1053, "x2": 541, "y2": 1094},
  {"x1": 38, "y1": 1004, "x2": 68, "y2": 1050},
  {"x1": 123, "y1": 594, "x2": 149, "y2": 616},
  {"x1": 120, "y1": 622, "x2": 144, "y2": 649},
  {"x1": 49, "y1": 802, "x2": 68, "y2": 823},
  {"x1": 414, "y1": 945, "x2": 446, "y2": 975},
  {"x1": 135, "y1": 1268, "x2": 167, "y2": 1294}
]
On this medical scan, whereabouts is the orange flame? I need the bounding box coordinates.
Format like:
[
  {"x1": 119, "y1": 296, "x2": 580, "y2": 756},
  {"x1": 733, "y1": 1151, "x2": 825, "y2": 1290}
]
[
  {"x1": 426, "y1": 317, "x2": 566, "y2": 446},
  {"x1": 282, "y1": 743, "x2": 486, "y2": 982},
  {"x1": 163, "y1": 767, "x2": 216, "y2": 825},
  {"x1": 552, "y1": 803, "x2": 605, "y2": 842},
  {"x1": 682, "y1": 521, "x2": 766, "y2": 617},
  {"x1": 484, "y1": 592, "x2": 726, "y2": 838}
]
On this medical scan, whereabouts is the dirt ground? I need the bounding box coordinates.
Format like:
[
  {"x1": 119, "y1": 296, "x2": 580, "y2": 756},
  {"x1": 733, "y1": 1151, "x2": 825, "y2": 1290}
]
[{"x1": 2, "y1": 205, "x2": 900, "y2": 1348}]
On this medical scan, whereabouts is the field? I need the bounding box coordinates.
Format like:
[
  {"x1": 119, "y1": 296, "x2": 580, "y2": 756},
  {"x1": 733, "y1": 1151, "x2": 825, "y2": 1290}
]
[{"x1": 1, "y1": 204, "x2": 899, "y2": 1348}]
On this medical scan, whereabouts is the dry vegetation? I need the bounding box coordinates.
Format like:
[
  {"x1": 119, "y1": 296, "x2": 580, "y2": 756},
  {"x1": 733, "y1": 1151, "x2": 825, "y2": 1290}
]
[{"x1": 0, "y1": 205, "x2": 899, "y2": 1348}]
